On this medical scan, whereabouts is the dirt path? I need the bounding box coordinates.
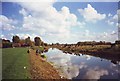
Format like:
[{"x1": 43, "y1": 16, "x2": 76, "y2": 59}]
[{"x1": 29, "y1": 49, "x2": 69, "y2": 80}]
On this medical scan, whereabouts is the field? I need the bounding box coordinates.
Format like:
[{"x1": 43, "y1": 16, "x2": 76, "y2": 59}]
[{"x1": 2, "y1": 48, "x2": 31, "y2": 79}]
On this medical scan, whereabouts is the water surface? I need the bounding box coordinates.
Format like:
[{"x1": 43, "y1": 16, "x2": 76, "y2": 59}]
[{"x1": 45, "y1": 48, "x2": 120, "y2": 80}]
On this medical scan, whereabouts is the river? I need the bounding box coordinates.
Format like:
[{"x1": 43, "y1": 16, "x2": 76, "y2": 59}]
[{"x1": 44, "y1": 48, "x2": 120, "y2": 80}]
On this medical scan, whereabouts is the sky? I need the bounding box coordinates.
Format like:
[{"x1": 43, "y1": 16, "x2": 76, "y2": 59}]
[{"x1": 0, "y1": 0, "x2": 120, "y2": 44}]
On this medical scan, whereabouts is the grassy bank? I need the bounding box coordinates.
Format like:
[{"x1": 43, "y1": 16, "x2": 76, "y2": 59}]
[
  {"x1": 52, "y1": 45, "x2": 120, "y2": 61},
  {"x1": 53, "y1": 45, "x2": 111, "y2": 54},
  {"x1": 29, "y1": 49, "x2": 62, "y2": 79},
  {"x1": 2, "y1": 48, "x2": 31, "y2": 79},
  {"x1": 2, "y1": 47, "x2": 69, "y2": 80}
]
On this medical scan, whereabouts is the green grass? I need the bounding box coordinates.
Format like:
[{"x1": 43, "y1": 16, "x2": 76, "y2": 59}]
[
  {"x1": 39, "y1": 46, "x2": 44, "y2": 51},
  {"x1": 41, "y1": 54, "x2": 47, "y2": 59},
  {"x1": 2, "y1": 48, "x2": 31, "y2": 79}
]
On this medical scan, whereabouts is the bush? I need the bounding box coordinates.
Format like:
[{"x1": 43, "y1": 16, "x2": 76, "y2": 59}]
[
  {"x1": 39, "y1": 46, "x2": 44, "y2": 51},
  {"x1": 3, "y1": 43, "x2": 12, "y2": 48},
  {"x1": 41, "y1": 54, "x2": 47, "y2": 59}
]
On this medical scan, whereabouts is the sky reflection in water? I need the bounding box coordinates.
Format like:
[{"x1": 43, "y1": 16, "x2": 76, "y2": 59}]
[{"x1": 45, "y1": 48, "x2": 120, "y2": 80}]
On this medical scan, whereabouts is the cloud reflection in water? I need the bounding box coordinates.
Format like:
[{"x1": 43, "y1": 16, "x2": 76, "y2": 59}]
[
  {"x1": 45, "y1": 48, "x2": 119, "y2": 79},
  {"x1": 83, "y1": 67, "x2": 108, "y2": 79},
  {"x1": 46, "y1": 49, "x2": 88, "y2": 79}
]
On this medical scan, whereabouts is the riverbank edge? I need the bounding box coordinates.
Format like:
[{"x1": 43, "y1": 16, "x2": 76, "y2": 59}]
[
  {"x1": 29, "y1": 49, "x2": 70, "y2": 81},
  {"x1": 52, "y1": 46, "x2": 120, "y2": 61}
]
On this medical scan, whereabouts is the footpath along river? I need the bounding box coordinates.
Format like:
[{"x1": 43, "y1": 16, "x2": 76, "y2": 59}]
[{"x1": 44, "y1": 48, "x2": 120, "y2": 80}]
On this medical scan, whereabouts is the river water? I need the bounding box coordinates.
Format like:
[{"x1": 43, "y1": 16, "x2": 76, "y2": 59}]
[{"x1": 44, "y1": 48, "x2": 120, "y2": 80}]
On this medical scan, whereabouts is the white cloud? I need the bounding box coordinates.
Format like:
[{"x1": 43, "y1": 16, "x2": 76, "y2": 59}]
[
  {"x1": 18, "y1": 2, "x2": 53, "y2": 13},
  {"x1": 108, "y1": 13, "x2": 112, "y2": 17},
  {"x1": 113, "y1": 14, "x2": 118, "y2": 20},
  {"x1": 0, "y1": 15, "x2": 15, "y2": 31},
  {"x1": 97, "y1": 31, "x2": 117, "y2": 42},
  {"x1": 85, "y1": 30, "x2": 90, "y2": 36},
  {"x1": 78, "y1": 4, "x2": 106, "y2": 22},
  {"x1": 85, "y1": 55, "x2": 91, "y2": 60},
  {"x1": 19, "y1": 8, "x2": 28, "y2": 16},
  {"x1": 46, "y1": 49, "x2": 88, "y2": 79},
  {"x1": 106, "y1": 9, "x2": 119, "y2": 26},
  {"x1": 63, "y1": 65, "x2": 80, "y2": 79},
  {"x1": 1, "y1": 2, "x2": 117, "y2": 43},
  {"x1": 106, "y1": 20, "x2": 114, "y2": 25},
  {"x1": 83, "y1": 67, "x2": 108, "y2": 79},
  {"x1": 73, "y1": 30, "x2": 118, "y2": 43},
  {"x1": 0, "y1": 34, "x2": 7, "y2": 39},
  {"x1": 17, "y1": 2, "x2": 85, "y2": 43},
  {"x1": 106, "y1": 14, "x2": 118, "y2": 26},
  {"x1": 111, "y1": 31, "x2": 117, "y2": 35},
  {"x1": 3, "y1": 0, "x2": 55, "y2": 2},
  {"x1": 2, "y1": 0, "x2": 120, "y2": 2}
]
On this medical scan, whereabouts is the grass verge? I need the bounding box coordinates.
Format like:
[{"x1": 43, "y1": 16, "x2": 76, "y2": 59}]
[{"x1": 2, "y1": 47, "x2": 31, "y2": 79}]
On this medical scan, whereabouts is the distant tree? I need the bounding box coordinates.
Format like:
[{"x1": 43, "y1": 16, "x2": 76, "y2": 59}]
[
  {"x1": 115, "y1": 40, "x2": 120, "y2": 44},
  {"x1": 2, "y1": 39, "x2": 12, "y2": 48},
  {"x1": 31, "y1": 41, "x2": 35, "y2": 46},
  {"x1": 20, "y1": 39, "x2": 25, "y2": 45},
  {"x1": 2, "y1": 39, "x2": 10, "y2": 43},
  {"x1": 77, "y1": 42, "x2": 81, "y2": 45},
  {"x1": 25, "y1": 37, "x2": 31, "y2": 46},
  {"x1": 41, "y1": 41, "x2": 44, "y2": 46},
  {"x1": 44, "y1": 43, "x2": 48, "y2": 46},
  {"x1": 12, "y1": 36, "x2": 20, "y2": 43},
  {"x1": 56, "y1": 43, "x2": 59, "y2": 45},
  {"x1": 2, "y1": 42, "x2": 12, "y2": 48},
  {"x1": 34, "y1": 37, "x2": 41, "y2": 46},
  {"x1": 52, "y1": 43, "x2": 54, "y2": 45}
]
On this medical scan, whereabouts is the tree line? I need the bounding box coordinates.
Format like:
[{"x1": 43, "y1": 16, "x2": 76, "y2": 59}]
[{"x1": 0, "y1": 35, "x2": 47, "y2": 48}]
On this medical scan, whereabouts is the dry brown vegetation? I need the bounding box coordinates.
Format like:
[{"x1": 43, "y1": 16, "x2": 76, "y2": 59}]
[
  {"x1": 29, "y1": 49, "x2": 71, "y2": 81},
  {"x1": 50, "y1": 44, "x2": 120, "y2": 62}
]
